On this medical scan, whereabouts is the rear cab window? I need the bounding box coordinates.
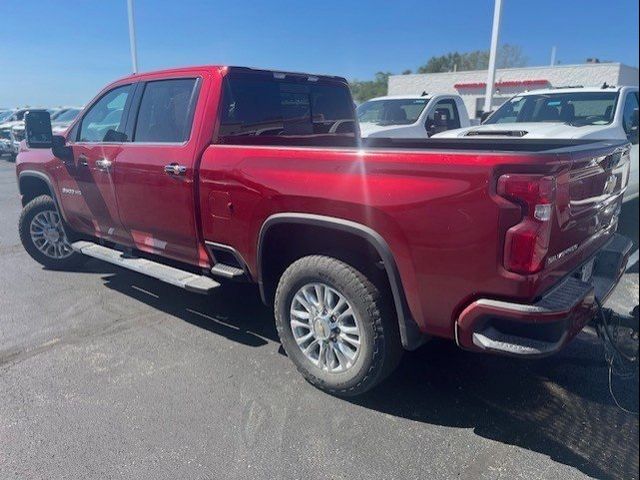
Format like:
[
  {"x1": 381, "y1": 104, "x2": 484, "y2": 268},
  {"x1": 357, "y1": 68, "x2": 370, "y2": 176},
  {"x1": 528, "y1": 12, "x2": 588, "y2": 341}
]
[
  {"x1": 133, "y1": 78, "x2": 199, "y2": 143},
  {"x1": 216, "y1": 70, "x2": 357, "y2": 146}
]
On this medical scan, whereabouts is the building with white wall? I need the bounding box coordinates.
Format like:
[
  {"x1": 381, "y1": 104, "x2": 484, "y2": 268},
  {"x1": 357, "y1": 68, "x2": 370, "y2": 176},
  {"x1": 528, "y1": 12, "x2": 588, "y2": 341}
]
[{"x1": 388, "y1": 62, "x2": 639, "y2": 119}]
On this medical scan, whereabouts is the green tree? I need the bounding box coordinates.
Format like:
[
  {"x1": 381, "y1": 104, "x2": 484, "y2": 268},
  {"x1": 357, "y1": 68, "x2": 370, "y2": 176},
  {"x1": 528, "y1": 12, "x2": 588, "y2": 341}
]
[
  {"x1": 348, "y1": 45, "x2": 527, "y2": 104},
  {"x1": 416, "y1": 44, "x2": 527, "y2": 73},
  {"x1": 349, "y1": 72, "x2": 391, "y2": 103}
]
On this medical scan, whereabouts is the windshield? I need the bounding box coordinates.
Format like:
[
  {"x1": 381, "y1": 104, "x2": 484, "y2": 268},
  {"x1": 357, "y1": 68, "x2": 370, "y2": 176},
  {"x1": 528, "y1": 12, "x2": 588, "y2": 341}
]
[
  {"x1": 0, "y1": 111, "x2": 15, "y2": 122},
  {"x1": 53, "y1": 108, "x2": 81, "y2": 123},
  {"x1": 485, "y1": 91, "x2": 619, "y2": 126},
  {"x1": 14, "y1": 110, "x2": 27, "y2": 121},
  {"x1": 357, "y1": 98, "x2": 428, "y2": 126}
]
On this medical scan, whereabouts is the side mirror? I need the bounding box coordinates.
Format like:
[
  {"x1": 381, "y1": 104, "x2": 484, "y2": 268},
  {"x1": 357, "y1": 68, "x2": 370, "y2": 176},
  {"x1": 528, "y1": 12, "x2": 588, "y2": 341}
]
[
  {"x1": 427, "y1": 111, "x2": 449, "y2": 136},
  {"x1": 25, "y1": 110, "x2": 53, "y2": 148},
  {"x1": 52, "y1": 135, "x2": 74, "y2": 162},
  {"x1": 434, "y1": 112, "x2": 448, "y2": 128},
  {"x1": 480, "y1": 111, "x2": 493, "y2": 123}
]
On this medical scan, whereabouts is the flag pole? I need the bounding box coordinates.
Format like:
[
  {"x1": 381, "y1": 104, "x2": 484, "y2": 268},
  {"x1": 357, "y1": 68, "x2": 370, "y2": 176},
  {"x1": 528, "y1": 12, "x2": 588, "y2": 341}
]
[
  {"x1": 127, "y1": 0, "x2": 139, "y2": 74},
  {"x1": 483, "y1": 0, "x2": 503, "y2": 113}
]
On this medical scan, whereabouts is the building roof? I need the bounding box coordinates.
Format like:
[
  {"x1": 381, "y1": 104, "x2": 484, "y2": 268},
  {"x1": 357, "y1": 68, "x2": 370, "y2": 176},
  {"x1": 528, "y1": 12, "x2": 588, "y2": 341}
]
[{"x1": 391, "y1": 62, "x2": 637, "y2": 79}]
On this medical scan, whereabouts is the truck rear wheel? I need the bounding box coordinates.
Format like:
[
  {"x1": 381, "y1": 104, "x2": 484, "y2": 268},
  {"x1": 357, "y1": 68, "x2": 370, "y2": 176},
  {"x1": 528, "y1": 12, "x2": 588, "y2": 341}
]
[
  {"x1": 19, "y1": 195, "x2": 85, "y2": 270},
  {"x1": 274, "y1": 255, "x2": 402, "y2": 397}
]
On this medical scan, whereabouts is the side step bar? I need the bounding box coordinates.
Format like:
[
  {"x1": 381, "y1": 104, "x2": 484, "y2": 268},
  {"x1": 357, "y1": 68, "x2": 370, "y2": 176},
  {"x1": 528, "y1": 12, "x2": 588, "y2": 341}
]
[
  {"x1": 211, "y1": 263, "x2": 245, "y2": 279},
  {"x1": 71, "y1": 241, "x2": 221, "y2": 294}
]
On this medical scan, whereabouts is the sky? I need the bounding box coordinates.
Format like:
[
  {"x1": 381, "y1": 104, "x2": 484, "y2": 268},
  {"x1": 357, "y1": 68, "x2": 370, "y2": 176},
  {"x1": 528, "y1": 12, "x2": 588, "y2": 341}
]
[{"x1": 1, "y1": 0, "x2": 638, "y2": 107}]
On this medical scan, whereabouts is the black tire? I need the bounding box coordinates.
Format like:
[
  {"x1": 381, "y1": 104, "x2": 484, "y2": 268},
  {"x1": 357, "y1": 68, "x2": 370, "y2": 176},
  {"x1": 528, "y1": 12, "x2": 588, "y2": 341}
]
[
  {"x1": 19, "y1": 195, "x2": 85, "y2": 270},
  {"x1": 274, "y1": 255, "x2": 403, "y2": 397}
]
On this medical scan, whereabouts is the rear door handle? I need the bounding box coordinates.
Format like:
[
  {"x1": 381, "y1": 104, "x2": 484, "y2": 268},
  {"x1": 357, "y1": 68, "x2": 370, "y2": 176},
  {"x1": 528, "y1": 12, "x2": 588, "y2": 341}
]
[
  {"x1": 95, "y1": 158, "x2": 112, "y2": 171},
  {"x1": 164, "y1": 163, "x2": 187, "y2": 176},
  {"x1": 77, "y1": 154, "x2": 88, "y2": 167}
]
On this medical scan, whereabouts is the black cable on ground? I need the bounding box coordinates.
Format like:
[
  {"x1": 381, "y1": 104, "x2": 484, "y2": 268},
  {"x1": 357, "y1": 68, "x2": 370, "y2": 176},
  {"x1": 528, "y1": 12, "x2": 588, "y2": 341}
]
[{"x1": 594, "y1": 297, "x2": 639, "y2": 415}]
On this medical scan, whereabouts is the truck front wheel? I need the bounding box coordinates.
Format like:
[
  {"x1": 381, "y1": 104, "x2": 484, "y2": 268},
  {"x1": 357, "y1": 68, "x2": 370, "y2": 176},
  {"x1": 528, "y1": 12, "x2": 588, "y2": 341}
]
[
  {"x1": 18, "y1": 195, "x2": 85, "y2": 270},
  {"x1": 274, "y1": 255, "x2": 402, "y2": 397}
]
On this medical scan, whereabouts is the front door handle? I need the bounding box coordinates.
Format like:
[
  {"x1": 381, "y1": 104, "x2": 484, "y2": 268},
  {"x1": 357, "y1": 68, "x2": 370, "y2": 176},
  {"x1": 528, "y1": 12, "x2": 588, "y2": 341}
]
[
  {"x1": 95, "y1": 158, "x2": 112, "y2": 171},
  {"x1": 164, "y1": 163, "x2": 187, "y2": 176},
  {"x1": 77, "y1": 154, "x2": 89, "y2": 167}
]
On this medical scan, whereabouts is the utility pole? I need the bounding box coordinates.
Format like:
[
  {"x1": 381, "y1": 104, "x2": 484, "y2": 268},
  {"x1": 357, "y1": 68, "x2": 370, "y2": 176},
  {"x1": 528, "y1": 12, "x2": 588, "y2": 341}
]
[
  {"x1": 483, "y1": 0, "x2": 503, "y2": 113},
  {"x1": 550, "y1": 46, "x2": 557, "y2": 66},
  {"x1": 127, "y1": 0, "x2": 139, "y2": 74}
]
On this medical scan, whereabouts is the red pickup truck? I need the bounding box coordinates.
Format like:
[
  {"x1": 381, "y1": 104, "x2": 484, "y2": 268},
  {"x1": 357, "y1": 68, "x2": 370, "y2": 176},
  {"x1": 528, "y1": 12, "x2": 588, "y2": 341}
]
[{"x1": 17, "y1": 66, "x2": 633, "y2": 396}]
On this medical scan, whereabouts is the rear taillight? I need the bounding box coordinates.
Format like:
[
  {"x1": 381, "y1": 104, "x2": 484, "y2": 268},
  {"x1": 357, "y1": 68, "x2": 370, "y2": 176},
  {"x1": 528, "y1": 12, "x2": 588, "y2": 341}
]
[{"x1": 497, "y1": 174, "x2": 556, "y2": 274}]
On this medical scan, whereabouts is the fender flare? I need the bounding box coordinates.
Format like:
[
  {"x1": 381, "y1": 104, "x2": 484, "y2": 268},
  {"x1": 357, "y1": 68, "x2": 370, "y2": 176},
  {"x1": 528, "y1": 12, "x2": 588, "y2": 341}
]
[
  {"x1": 257, "y1": 213, "x2": 426, "y2": 350},
  {"x1": 18, "y1": 170, "x2": 69, "y2": 224}
]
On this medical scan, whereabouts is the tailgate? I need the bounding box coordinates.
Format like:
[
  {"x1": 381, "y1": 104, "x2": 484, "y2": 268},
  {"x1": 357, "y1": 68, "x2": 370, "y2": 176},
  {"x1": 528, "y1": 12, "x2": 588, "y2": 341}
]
[
  {"x1": 496, "y1": 141, "x2": 631, "y2": 289},
  {"x1": 546, "y1": 142, "x2": 630, "y2": 269}
]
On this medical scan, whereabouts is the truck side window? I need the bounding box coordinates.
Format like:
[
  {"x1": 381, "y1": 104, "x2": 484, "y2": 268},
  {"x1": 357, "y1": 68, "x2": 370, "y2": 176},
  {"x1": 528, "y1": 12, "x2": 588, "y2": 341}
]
[
  {"x1": 425, "y1": 99, "x2": 461, "y2": 135},
  {"x1": 78, "y1": 85, "x2": 132, "y2": 142},
  {"x1": 622, "y1": 92, "x2": 639, "y2": 144},
  {"x1": 133, "y1": 79, "x2": 198, "y2": 143},
  {"x1": 216, "y1": 72, "x2": 356, "y2": 147}
]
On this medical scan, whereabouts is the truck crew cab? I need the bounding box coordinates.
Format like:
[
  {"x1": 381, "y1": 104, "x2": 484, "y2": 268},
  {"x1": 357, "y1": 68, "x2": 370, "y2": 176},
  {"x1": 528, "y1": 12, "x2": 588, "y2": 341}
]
[
  {"x1": 17, "y1": 66, "x2": 633, "y2": 396},
  {"x1": 357, "y1": 94, "x2": 472, "y2": 138}
]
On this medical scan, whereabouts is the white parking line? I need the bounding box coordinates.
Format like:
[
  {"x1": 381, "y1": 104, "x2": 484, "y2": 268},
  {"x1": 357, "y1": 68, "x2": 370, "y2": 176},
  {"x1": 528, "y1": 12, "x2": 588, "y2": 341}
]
[{"x1": 627, "y1": 248, "x2": 639, "y2": 272}]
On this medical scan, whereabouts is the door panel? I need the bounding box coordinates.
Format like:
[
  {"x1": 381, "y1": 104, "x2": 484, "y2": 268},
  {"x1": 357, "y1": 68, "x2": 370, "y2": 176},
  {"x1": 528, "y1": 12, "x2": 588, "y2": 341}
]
[
  {"x1": 113, "y1": 77, "x2": 202, "y2": 265},
  {"x1": 58, "y1": 83, "x2": 134, "y2": 244},
  {"x1": 68, "y1": 144, "x2": 130, "y2": 244},
  {"x1": 114, "y1": 144, "x2": 200, "y2": 263}
]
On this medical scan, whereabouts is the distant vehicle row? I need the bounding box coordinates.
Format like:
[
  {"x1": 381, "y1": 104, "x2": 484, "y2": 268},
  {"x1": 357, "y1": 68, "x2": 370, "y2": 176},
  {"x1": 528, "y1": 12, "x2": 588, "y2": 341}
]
[
  {"x1": 435, "y1": 86, "x2": 639, "y2": 202},
  {"x1": 0, "y1": 107, "x2": 82, "y2": 160},
  {"x1": 356, "y1": 86, "x2": 639, "y2": 202}
]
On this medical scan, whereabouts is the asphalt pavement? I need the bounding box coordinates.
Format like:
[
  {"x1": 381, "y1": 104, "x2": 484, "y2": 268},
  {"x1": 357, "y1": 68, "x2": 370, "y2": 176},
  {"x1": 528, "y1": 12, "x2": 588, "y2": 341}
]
[{"x1": 0, "y1": 157, "x2": 638, "y2": 480}]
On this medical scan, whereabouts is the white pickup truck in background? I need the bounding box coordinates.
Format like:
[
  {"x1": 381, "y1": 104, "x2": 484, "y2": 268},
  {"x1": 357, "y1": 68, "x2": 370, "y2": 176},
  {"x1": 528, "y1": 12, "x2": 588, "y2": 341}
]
[
  {"x1": 357, "y1": 94, "x2": 473, "y2": 138},
  {"x1": 435, "y1": 86, "x2": 639, "y2": 202}
]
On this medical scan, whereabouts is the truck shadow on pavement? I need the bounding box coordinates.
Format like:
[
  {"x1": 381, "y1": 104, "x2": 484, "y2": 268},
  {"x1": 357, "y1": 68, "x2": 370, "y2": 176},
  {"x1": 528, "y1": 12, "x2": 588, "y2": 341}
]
[
  {"x1": 355, "y1": 336, "x2": 639, "y2": 480},
  {"x1": 100, "y1": 266, "x2": 279, "y2": 348},
  {"x1": 96, "y1": 263, "x2": 638, "y2": 480}
]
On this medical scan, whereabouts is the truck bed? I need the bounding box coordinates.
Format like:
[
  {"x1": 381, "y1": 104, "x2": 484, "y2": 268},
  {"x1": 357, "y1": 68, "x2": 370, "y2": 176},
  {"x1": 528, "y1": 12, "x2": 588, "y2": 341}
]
[
  {"x1": 221, "y1": 133, "x2": 614, "y2": 153},
  {"x1": 200, "y1": 137, "x2": 631, "y2": 341},
  {"x1": 362, "y1": 137, "x2": 612, "y2": 152}
]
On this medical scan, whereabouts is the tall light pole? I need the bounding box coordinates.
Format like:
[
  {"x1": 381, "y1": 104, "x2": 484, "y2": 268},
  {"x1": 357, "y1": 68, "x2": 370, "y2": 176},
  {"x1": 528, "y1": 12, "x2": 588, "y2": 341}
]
[
  {"x1": 127, "y1": 0, "x2": 139, "y2": 74},
  {"x1": 483, "y1": 0, "x2": 503, "y2": 113}
]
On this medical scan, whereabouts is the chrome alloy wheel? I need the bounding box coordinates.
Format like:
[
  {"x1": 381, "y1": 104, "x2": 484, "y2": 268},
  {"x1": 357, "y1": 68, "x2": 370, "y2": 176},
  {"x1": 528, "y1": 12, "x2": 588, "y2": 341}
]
[
  {"x1": 29, "y1": 210, "x2": 73, "y2": 259},
  {"x1": 290, "y1": 282, "x2": 362, "y2": 373}
]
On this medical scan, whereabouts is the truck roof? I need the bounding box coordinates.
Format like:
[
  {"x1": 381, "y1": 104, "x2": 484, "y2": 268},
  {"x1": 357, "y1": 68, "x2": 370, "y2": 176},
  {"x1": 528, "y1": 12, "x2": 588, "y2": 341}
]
[
  {"x1": 115, "y1": 65, "x2": 348, "y2": 84},
  {"x1": 516, "y1": 85, "x2": 638, "y2": 95},
  {"x1": 364, "y1": 93, "x2": 467, "y2": 102},
  {"x1": 364, "y1": 95, "x2": 434, "y2": 101}
]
